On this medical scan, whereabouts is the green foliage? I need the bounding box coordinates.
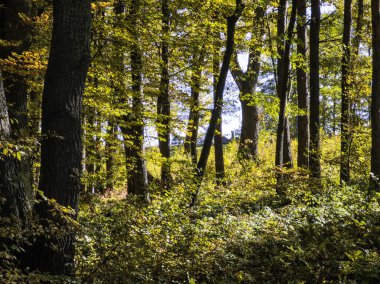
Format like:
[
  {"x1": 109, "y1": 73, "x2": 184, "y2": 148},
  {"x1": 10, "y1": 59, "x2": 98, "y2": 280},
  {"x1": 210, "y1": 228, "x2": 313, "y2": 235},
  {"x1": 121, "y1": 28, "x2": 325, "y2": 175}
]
[{"x1": 72, "y1": 136, "x2": 380, "y2": 283}]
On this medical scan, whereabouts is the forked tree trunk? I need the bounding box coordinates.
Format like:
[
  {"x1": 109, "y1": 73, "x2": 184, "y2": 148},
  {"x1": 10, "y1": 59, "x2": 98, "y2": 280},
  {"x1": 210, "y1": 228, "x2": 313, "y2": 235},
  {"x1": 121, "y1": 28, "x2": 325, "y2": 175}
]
[{"x1": 230, "y1": 6, "x2": 264, "y2": 162}]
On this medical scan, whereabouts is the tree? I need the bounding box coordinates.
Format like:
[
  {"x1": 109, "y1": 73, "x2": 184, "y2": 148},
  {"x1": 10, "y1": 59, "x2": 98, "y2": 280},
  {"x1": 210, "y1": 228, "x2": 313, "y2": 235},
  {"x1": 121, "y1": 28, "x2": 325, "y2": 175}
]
[
  {"x1": 371, "y1": 0, "x2": 380, "y2": 190},
  {"x1": 230, "y1": 5, "x2": 265, "y2": 161},
  {"x1": 184, "y1": 47, "x2": 206, "y2": 164},
  {"x1": 296, "y1": 0, "x2": 309, "y2": 168},
  {"x1": 275, "y1": 0, "x2": 297, "y2": 170},
  {"x1": 157, "y1": 0, "x2": 171, "y2": 189},
  {"x1": 340, "y1": 0, "x2": 352, "y2": 184},
  {"x1": 121, "y1": 0, "x2": 149, "y2": 199},
  {"x1": 191, "y1": 0, "x2": 244, "y2": 206},
  {"x1": 0, "y1": 0, "x2": 33, "y2": 221},
  {"x1": 309, "y1": 0, "x2": 321, "y2": 178},
  {"x1": 27, "y1": 0, "x2": 91, "y2": 274},
  {"x1": 213, "y1": 31, "x2": 225, "y2": 182}
]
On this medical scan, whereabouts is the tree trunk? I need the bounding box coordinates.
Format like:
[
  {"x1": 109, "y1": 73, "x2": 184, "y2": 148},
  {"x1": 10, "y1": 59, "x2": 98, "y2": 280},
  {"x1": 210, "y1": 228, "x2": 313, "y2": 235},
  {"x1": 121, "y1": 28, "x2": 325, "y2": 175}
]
[
  {"x1": 0, "y1": 0, "x2": 33, "y2": 224},
  {"x1": 275, "y1": 0, "x2": 297, "y2": 169},
  {"x1": 25, "y1": 0, "x2": 91, "y2": 275},
  {"x1": 105, "y1": 121, "x2": 116, "y2": 191},
  {"x1": 213, "y1": 31, "x2": 225, "y2": 182},
  {"x1": 121, "y1": 0, "x2": 149, "y2": 200},
  {"x1": 191, "y1": 0, "x2": 244, "y2": 206},
  {"x1": 157, "y1": 0, "x2": 171, "y2": 189},
  {"x1": 371, "y1": 0, "x2": 380, "y2": 190},
  {"x1": 341, "y1": 0, "x2": 352, "y2": 184},
  {"x1": 296, "y1": 0, "x2": 309, "y2": 168},
  {"x1": 309, "y1": 0, "x2": 321, "y2": 178},
  {"x1": 230, "y1": 6, "x2": 264, "y2": 162},
  {"x1": 184, "y1": 49, "x2": 205, "y2": 164}
]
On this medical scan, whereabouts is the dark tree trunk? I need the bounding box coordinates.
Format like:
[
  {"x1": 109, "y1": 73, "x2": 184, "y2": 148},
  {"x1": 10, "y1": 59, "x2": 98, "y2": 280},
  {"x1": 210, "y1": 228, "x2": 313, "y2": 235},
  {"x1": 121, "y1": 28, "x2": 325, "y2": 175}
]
[
  {"x1": 230, "y1": 6, "x2": 264, "y2": 161},
  {"x1": 191, "y1": 0, "x2": 244, "y2": 206},
  {"x1": 341, "y1": 0, "x2": 352, "y2": 184},
  {"x1": 25, "y1": 0, "x2": 91, "y2": 275},
  {"x1": 184, "y1": 50, "x2": 205, "y2": 164},
  {"x1": 0, "y1": 0, "x2": 33, "y2": 224},
  {"x1": 213, "y1": 30, "x2": 225, "y2": 182},
  {"x1": 157, "y1": 0, "x2": 171, "y2": 188},
  {"x1": 309, "y1": 0, "x2": 321, "y2": 178},
  {"x1": 296, "y1": 0, "x2": 309, "y2": 168},
  {"x1": 275, "y1": 0, "x2": 297, "y2": 169},
  {"x1": 121, "y1": 0, "x2": 149, "y2": 200},
  {"x1": 371, "y1": 0, "x2": 380, "y2": 190}
]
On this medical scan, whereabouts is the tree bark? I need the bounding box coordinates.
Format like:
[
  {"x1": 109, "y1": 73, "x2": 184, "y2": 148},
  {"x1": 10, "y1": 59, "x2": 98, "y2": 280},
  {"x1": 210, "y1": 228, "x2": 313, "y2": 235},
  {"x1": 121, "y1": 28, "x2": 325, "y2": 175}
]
[
  {"x1": 0, "y1": 0, "x2": 33, "y2": 224},
  {"x1": 309, "y1": 0, "x2": 321, "y2": 178},
  {"x1": 157, "y1": 0, "x2": 171, "y2": 189},
  {"x1": 341, "y1": 0, "x2": 352, "y2": 184},
  {"x1": 275, "y1": 0, "x2": 297, "y2": 169},
  {"x1": 184, "y1": 49, "x2": 205, "y2": 164},
  {"x1": 121, "y1": 0, "x2": 149, "y2": 200},
  {"x1": 371, "y1": 0, "x2": 380, "y2": 190},
  {"x1": 296, "y1": 0, "x2": 309, "y2": 168},
  {"x1": 213, "y1": 42, "x2": 225, "y2": 182},
  {"x1": 230, "y1": 6, "x2": 264, "y2": 161},
  {"x1": 191, "y1": 0, "x2": 244, "y2": 206},
  {"x1": 25, "y1": 0, "x2": 91, "y2": 274}
]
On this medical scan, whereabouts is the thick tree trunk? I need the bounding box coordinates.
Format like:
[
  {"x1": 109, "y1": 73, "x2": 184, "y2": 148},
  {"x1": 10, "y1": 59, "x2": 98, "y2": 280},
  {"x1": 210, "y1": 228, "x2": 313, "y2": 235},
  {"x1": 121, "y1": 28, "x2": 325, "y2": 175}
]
[
  {"x1": 25, "y1": 0, "x2": 91, "y2": 274},
  {"x1": 230, "y1": 6, "x2": 264, "y2": 162},
  {"x1": 296, "y1": 0, "x2": 309, "y2": 168},
  {"x1": 309, "y1": 0, "x2": 321, "y2": 178},
  {"x1": 157, "y1": 0, "x2": 171, "y2": 188},
  {"x1": 191, "y1": 0, "x2": 244, "y2": 206},
  {"x1": 371, "y1": 0, "x2": 380, "y2": 190},
  {"x1": 122, "y1": 0, "x2": 149, "y2": 200},
  {"x1": 275, "y1": 0, "x2": 297, "y2": 169},
  {"x1": 341, "y1": 0, "x2": 352, "y2": 184},
  {"x1": 240, "y1": 98, "x2": 260, "y2": 160},
  {"x1": 0, "y1": 0, "x2": 33, "y2": 224}
]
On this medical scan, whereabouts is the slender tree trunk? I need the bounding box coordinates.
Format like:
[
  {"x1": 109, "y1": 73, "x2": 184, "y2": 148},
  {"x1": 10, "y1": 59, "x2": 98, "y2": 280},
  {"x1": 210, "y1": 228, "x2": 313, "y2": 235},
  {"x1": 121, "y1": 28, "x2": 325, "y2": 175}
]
[
  {"x1": 296, "y1": 0, "x2": 309, "y2": 168},
  {"x1": 191, "y1": 0, "x2": 244, "y2": 206},
  {"x1": 105, "y1": 121, "x2": 116, "y2": 191},
  {"x1": 121, "y1": 0, "x2": 149, "y2": 200},
  {"x1": 309, "y1": 0, "x2": 321, "y2": 178},
  {"x1": 341, "y1": 0, "x2": 352, "y2": 184},
  {"x1": 371, "y1": 0, "x2": 380, "y2": 190},
  {"x1": 351, "y1": 0, "x2": 364, "y2": 128},
  {"x1": 26, "y1": 0, "x2": 91, "y2": 274},
  {"x1": 184, "y1": 49, "x2": 205, "y2": 164},
  {"x1": 275, "y1": 0, "x2": 297, "y2": 169},
  {"x1": 213, "y1": 31, "x2": 225, "y2": 182},
  {"x1": 157, "y1": 0, "x2": 171, "y2": 188}
]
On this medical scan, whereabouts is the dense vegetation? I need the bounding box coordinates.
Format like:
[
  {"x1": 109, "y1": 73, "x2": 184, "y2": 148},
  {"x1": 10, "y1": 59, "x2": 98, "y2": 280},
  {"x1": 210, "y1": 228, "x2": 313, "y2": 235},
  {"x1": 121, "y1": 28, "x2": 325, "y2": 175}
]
[{"x1": 1, "y1": 0, "x2": 380, "y2": 283}]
